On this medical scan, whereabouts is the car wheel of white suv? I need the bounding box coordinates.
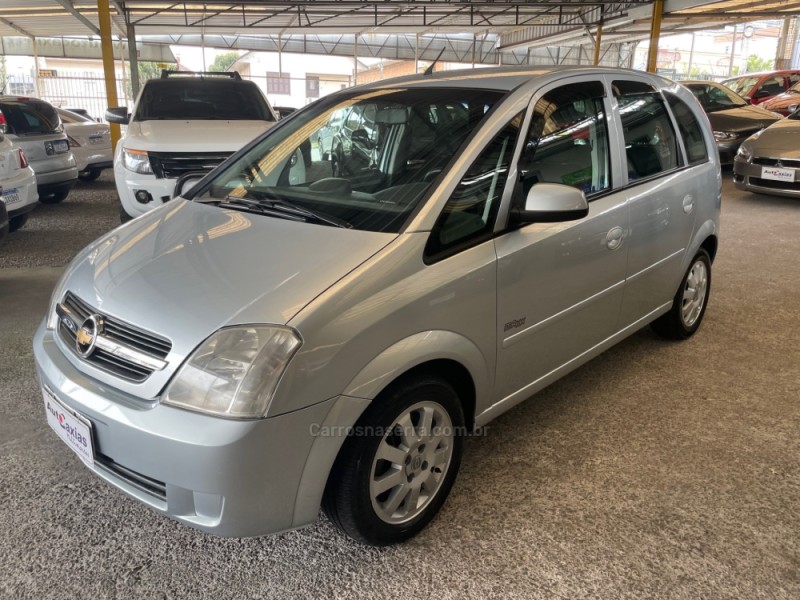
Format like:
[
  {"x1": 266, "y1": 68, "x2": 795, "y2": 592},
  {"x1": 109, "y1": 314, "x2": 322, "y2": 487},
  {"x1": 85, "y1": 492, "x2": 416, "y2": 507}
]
[
  {"x1": 651, "y1": 249, "x2": 711, "y2": 339},
  {"x1": 323, "y1": 376, "x2": 464, "y2": 545}
]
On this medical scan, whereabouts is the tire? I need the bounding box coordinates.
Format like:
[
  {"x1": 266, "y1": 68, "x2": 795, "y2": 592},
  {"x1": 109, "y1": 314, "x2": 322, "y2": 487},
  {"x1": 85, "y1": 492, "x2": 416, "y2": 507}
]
[
  {"x1": 78, "y1": 169, "x2": 102, "y2": 182},
  {"x1": 39, "y1": 189, "x2": 70, "y2": 204},
  {"x1": 119, "y1": 205, "x2": 134, "y2": 223},
  {"x1": 651, "y1": 248, "x2": 711, "y2": 339},
  {"x1": 8, "y1": 213, "x2": 29, "y2": 232},
  {"x1": 323, "y1": 377, "x2": 465, "y2": 546}
]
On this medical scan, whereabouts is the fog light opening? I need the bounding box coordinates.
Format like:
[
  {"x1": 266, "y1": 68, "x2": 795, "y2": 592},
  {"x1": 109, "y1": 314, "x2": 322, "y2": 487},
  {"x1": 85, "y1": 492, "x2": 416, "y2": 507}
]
[{"x1": 134, "y1": 190, "x2": 153, "y2": 204}]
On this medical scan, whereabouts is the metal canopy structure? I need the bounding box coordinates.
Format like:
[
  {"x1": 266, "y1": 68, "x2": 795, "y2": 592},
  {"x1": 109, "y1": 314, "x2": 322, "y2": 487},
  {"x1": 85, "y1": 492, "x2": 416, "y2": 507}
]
[{"x1": 1, "y1": 1, "x2": 800, "y2": 58}]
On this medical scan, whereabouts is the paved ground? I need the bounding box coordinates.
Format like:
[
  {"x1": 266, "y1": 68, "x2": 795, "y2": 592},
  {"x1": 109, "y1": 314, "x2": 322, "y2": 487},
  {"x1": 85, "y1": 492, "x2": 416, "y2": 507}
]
[{"x1": 0, "y1": 172, "x2": 798, "y2": 599}]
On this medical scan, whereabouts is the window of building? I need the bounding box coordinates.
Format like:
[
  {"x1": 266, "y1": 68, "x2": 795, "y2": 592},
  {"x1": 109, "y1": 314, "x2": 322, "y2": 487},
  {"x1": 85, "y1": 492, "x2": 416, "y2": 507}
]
[
  {"x1": 267, "y1": 72, "x2": 291, "y2": 95},
  {"x1": 306, "y1": 76, "x2": 319, "y2": 99}
]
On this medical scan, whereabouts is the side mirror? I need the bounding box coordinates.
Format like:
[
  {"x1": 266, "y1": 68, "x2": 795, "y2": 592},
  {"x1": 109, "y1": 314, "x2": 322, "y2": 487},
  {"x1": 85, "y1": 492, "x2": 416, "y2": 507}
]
[
  {"x1": 105, "y1": 107, "x2": 129, "y2": 125},
  {"x1": 788, "y1": 104, "x2": 798, "y2": 114},
  {"x1": 511, "y1": 183, "x2": 589, "y2": 225},
  {"x1": 172, "y1": 171, "x2": 206, "y2": 198}
]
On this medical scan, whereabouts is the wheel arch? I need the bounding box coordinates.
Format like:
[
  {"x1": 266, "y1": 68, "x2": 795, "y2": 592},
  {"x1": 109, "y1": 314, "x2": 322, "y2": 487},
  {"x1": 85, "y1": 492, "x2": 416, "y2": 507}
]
[{"x1": 291, "y1": 330, "x2": 488, "y2": 527}]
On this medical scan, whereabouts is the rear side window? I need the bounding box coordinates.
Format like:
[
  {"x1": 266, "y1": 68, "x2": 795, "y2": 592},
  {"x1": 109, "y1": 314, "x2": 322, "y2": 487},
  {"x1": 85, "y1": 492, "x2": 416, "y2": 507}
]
[
  {"x1": 757, "y1": 75, "x2": 785, "y2": 99},
  {"x1": 613, "y1": 80, "x2": 680, "y2": 181},
  {"x1": 0, "y1": 100, "x2": 61, "y2": 135},
  {"x1": 664, "y1": 93, "x2": 709, "y2": 166}
]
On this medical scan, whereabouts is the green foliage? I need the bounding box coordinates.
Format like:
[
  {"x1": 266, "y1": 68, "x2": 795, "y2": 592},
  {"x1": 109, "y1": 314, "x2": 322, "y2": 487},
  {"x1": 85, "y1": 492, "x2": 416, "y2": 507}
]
[
  {"x1": 744, "y1": 54, "x2": 773, "y2": 73},
  {"x1": 209, "y1": 52, "x2": 240, "y2": 73},
  {"x1": 126, "y1": 61, "x2": 175, "y2": 100}
]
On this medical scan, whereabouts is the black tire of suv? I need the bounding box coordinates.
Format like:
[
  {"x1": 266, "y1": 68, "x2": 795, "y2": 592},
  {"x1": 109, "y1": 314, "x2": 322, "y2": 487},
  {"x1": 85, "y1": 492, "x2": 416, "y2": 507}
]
[
  {"x1": 8, "y1": 213, "x2": 29, "y2": 232},
  {"x1": 323, "y1": 377, "x2": 464, "y2": 546},
  {"x1": 39, "y1": 190, "x2": 70, "y2": 204},
  {"x1": 119, "y1": 205, "x2": 134, "y2": 223},
  {"x1": 78, "y1": 169, "x2": 102, "y2": 182},
  {"x1": 651, "y1": 249, "x2": 712, "y2": 340}
]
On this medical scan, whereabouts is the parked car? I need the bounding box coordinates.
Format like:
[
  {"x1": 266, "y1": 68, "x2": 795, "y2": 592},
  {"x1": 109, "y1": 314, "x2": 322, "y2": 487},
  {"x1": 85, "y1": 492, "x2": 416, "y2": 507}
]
[
  {"x1": 757, "y1": 81, "x2": 800, "y2": 116},
  {"x1": 722, "y1": 69, "x2": 800, "y2": 105},
  {"x1": 273, "y1": 105, "x2": 297, "y2": 119},
  {"x1": 0, "y1": 96, "x2": 78, "y2": 203},
  {"x1": 0, "y1": 194, "x2": 8, "y2": 244},
  {"x1": 64, "y1": 108, "x2": 96, "y2": 121},
  {"x1": 733, "y1": 108, "x2": 800, "y2": 197},
  {"x1": 57, "y1": 108, "x2": 112, "y2": 182},
  {"x1": 681, "y1": 81, "x2": 781, "y2": 164},
  {"x1": 36, "y1": 67, "x2": 720, "y2": 546},
  {"x1": 0, "y1": 127, "x2": 38, "y2": 232},
  {"x1": 106, "y1": 70, "x2": 279, "y2": 222}
]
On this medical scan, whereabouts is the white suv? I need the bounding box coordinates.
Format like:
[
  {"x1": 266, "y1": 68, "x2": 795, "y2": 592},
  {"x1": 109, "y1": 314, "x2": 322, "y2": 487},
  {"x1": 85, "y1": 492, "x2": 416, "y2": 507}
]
[{"x1": 106, "y1": 71, "x2": 278, "y2": 222}]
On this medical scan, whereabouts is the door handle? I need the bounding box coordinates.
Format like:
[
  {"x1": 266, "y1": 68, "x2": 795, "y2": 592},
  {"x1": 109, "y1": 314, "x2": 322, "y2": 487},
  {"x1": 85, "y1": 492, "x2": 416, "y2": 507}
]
[
  {"x1": 606, "y1": 226, "x2": 624, "y2": 251},
  {"x1": 682, "y1": 194, "x2": 694, "y2": 214}
]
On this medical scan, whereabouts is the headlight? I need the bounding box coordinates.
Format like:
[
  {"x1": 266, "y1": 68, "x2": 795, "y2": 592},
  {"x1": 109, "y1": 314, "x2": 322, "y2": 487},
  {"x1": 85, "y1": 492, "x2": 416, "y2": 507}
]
[
  {"x1": 736, "y1": 145, "x2": 752, "y2": 161},
  {"x1": 122, "y1": 148, "x2": 152, "y2": 174},
  {"x1": 713, "y1": 131, "x2": 737, "y2": 141},
  {"x1": 162, "y1": 326, "x2": 302, "y2": 419}
]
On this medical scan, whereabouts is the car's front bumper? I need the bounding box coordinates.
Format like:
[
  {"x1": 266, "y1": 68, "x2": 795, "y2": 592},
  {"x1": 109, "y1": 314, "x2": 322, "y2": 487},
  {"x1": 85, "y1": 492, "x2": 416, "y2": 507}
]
[
  {"x1": 113, "y1": 159, "x2": 178, "y2": 218},
  {"x1": 733, "y1": 156, "x2": 800, "y2": 198},
  {"x1": 33, "y1": 322, "x2": 338, "y2": 537}
]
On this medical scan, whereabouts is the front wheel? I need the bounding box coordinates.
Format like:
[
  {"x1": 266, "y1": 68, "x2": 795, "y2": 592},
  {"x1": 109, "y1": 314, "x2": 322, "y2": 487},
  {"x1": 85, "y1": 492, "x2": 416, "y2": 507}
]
[
  {"x1": 9, "y1": 213, "x2": 29, "y2": 232},
  {"x1": 39, "y1": 189, "x2": 70, "y2": 204},
  {"x1": 323, "y1": 377, "x2": 464, "y2": 545},
  {"x1": 651, "y1": 248, "x2": 711, "y2": 339}
]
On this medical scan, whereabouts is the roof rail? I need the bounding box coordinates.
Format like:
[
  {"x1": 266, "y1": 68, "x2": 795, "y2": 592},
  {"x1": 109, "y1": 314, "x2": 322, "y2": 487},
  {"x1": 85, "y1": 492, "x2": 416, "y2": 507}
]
[{"x1": 160, "y1": 70, "x2": 242, "y2": 80}]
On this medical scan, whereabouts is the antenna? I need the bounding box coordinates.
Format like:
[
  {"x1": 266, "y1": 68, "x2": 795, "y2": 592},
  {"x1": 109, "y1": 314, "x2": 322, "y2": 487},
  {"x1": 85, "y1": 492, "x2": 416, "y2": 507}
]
[{"x1": 424, "y1": 47, "x2": 447, "y2": 76}]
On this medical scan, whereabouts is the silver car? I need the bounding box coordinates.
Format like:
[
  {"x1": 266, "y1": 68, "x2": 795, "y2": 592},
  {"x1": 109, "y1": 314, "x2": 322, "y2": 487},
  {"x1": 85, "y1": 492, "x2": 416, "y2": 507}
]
[
  {"x1": 733, "y1": 110, "x2": 800, "y2": 197},
  {"x1": 34, "y1": 67, "x2": 721, "y2": 545},
  {"x1": 0, "y1": 96, "x2": 78, "y2": 204}
]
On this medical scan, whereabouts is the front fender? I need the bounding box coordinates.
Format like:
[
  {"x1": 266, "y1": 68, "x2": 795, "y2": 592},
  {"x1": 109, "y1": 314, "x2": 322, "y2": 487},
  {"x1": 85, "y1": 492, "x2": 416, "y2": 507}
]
[{"x1": 290, "y1": 329, "x2": 492, "y2": 527}]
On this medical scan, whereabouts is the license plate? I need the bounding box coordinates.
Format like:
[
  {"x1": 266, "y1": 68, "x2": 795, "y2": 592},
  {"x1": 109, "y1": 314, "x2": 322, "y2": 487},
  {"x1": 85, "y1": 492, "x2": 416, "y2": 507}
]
[
  {"x1": 50, "y1": 139, "x2": 69, "y2": 154},
  {"x1": 1, "y1": 188, "x2": 20, "y2": 206},
  {"x1": 43, "y1": 386, "x2": 94, "y2": 466},
  {"x1": 761, "y1": 166, "x2": 794, "y2": 182}
]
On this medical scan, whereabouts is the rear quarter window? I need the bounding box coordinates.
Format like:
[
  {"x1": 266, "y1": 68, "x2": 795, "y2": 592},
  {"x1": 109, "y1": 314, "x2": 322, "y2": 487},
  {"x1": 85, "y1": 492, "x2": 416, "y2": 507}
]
[{"x1": 664, "y1": 93, "x2": 709, "y2": 166}]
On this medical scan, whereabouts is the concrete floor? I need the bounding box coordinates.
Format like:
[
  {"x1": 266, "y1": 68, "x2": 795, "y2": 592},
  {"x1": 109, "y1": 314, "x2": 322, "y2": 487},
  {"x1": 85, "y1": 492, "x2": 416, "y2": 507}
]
[{"x1": 0, "y1": 173, "x2": 798, "y2": 599}]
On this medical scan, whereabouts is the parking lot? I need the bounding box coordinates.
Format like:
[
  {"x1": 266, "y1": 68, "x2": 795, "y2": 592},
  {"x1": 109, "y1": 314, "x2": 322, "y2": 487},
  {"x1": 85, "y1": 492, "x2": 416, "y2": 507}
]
[{"x1": 1, "y1": 173, "x2": 798, "y2": 599}]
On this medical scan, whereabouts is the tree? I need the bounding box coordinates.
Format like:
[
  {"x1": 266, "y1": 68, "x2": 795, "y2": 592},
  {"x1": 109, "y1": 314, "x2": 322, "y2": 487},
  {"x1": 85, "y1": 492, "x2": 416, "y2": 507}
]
[
  {"x1": 126, "y1": 61, "x2": 175, "y2": 101},
  {"x1": 209, "y1": 52, "x2": 240, "y2": 73},
  {"x1": 745, "y1": 54, "x2": 773, "y2": 73}
]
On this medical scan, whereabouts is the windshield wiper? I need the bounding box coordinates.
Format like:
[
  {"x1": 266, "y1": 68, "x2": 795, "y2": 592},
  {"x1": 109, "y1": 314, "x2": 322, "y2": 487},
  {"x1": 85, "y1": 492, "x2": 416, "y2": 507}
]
[{"x1": 221, "y1": 193, "x2": 351, "y2": 229}]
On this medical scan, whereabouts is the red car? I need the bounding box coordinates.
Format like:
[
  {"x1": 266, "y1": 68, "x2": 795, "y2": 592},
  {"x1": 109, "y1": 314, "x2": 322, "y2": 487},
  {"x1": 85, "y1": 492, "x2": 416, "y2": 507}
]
[
  {"x1": 759, "y1": 81, "x2": 800, "y2": 115},
  {"x1": 722, "y1": 70, "x2": 800, "y2": 105}
]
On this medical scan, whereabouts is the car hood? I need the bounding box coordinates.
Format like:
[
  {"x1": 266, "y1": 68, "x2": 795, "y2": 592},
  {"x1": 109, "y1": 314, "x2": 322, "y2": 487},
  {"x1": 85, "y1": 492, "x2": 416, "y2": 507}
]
[
  {"x1": 761, "y1": 91, "x2": 800, "y2": 110},
  {"x1": 706, "y1": 105, "x2": 781, "y2": 133},
  {"x1": 124, "y1": 120, "x2": 275, "y2": 152},
  {"x1": 745, "y1": 118, "x2": 800, "y2": 155},
  {"x1": 58, "y1": 199, "x2": 395, "y2": 396}
]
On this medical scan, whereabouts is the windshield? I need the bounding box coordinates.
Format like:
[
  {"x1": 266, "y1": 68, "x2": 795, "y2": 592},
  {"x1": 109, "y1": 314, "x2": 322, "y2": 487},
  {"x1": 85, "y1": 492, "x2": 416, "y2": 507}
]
[
  {"x1": 723, "y1": 77, "x2": 757, "y2": 96},
  {"x1": 135, "y1": 79, "x2": 276, "y2": 121},
  {"x1": 686, "y1": 83, "x2": 748, "y2": 112},
  {"x1": 58, "y1": 108, "x2": 92, "y2": 124},
  {"x1": 194, "y1": 87, "x2": 505, "y2": 233},
  {"x1": 0, "y1": 99, "x2": 61, "y2": 135}
]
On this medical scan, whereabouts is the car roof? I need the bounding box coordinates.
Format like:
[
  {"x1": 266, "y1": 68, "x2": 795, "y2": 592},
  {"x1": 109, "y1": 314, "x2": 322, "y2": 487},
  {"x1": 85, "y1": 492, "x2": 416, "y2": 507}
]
[
  {"x1": 722, "y1": 69, "x2": 800, "y2": 81},
  {"x1": 354, "y1": 65, "x2": 674, "y2": 92}
]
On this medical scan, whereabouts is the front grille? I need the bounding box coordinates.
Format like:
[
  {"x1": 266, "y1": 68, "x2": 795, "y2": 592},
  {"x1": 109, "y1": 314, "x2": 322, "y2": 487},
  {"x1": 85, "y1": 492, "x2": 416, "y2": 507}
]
[
  {"x1": 58, "y1": 292, "x2": 172, "y2": 382},
  {"x1": 148, "y1": 151, "x2": 232, "y2": 179},
  {"x1": 752, "y1": 157, "x2": 800, "y2": 169},
  {"x1": 748, "y1": 177, "x2": 800, "y2": 191},
  {"x1": 96, "y1": 454, "x2": 167, "y2": 501}
]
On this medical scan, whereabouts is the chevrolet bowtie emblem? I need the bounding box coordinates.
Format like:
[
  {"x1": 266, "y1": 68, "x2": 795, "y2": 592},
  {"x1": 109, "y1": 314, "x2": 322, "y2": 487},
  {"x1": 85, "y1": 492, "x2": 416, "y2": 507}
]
[{"x1": 75, "y1": 314, "x2": 104, "y2": 358}]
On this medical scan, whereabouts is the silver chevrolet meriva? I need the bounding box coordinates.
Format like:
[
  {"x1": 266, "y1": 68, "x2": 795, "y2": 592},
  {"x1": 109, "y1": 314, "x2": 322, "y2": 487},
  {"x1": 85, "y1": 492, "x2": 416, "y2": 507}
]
[{"x1": 34, "y1": 67, "x2": 721, "y2": 545}]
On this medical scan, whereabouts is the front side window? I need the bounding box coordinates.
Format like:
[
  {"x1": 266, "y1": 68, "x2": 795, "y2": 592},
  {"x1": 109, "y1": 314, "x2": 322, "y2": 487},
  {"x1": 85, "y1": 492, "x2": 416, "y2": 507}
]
[
  {"x1": 757, "y1": 75, "x2": 785, "y2": 99},
  {"x1": 196, "y1": 87, "x2": 504, "y2": 233},
  {"x1": 614, "y1": 80, "x2": 680, "y2": 180},
  {"x1": 518, "y1": 80, "x2": 610, "y2": 197},
  {"x1": 665, "y1": 93, "x2": 709, "y2": 166},
  {"x1": 723, "y1": 76, "x2": 757, "y2": 96},
  {"x1": 426, "y1": 112, "x2": 523, "y2": 259}
]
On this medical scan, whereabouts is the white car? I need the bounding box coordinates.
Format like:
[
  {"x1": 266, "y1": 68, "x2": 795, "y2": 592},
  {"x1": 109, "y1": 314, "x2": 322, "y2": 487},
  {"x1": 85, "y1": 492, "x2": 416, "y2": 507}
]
[
  {"x1": 106, "y1": 71, "x2": 278, "y2": 222},
  {"x1": 0, "y1": 130, "x2": 38, "y2": 232},
  {"x1": 58, "y1": 108, "x2": 112, "y2": 182}
]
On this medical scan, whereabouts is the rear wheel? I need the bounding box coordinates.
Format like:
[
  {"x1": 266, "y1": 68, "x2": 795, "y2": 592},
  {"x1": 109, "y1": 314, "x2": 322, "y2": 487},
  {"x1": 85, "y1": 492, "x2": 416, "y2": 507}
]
[
  {"x1": 8, "y1": 213, "x2": 29, "y2": 232},
  {"x1": 651, "y1": 249, "x2": 711, "y2": 339},
  {"x1": 39, "y1": 189, "x2": 70, "y2": 204},
  {"x1": 78, "y1": 169, "x2": 102, "y2": 182},
  {"x1": 323, "y1": 377, "x2": 464, "y2": 545}
]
